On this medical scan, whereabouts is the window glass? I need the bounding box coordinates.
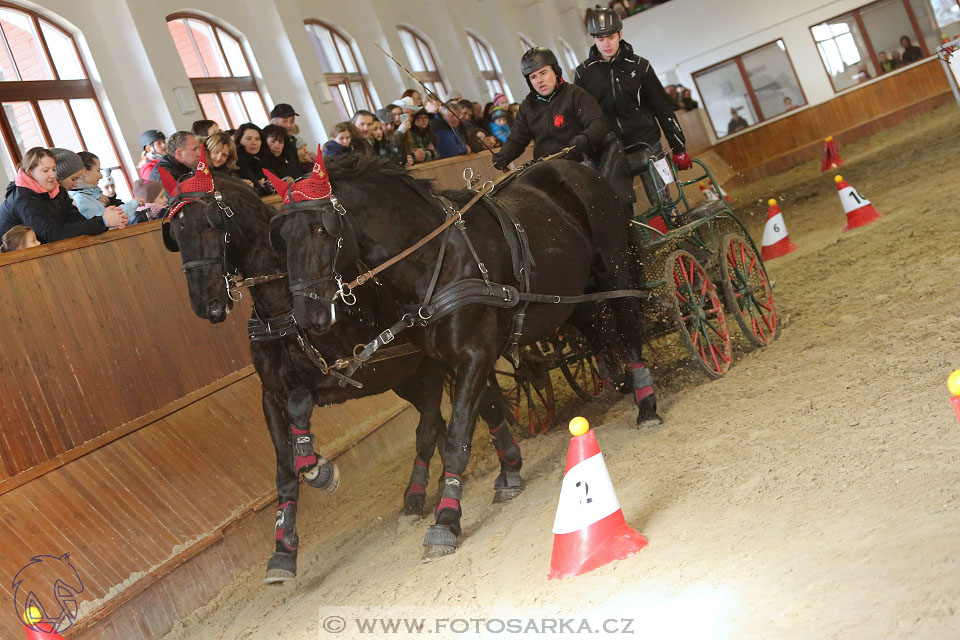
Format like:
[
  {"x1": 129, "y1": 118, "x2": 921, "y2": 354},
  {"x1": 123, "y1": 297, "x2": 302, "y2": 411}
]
[
  {"x1": 693, "y1": 60, "x2": 757, "y2": 138},
  {"x1": 168, "y1": 19, "x2": 205, "y2": 77},
  {"x1": 2, "y1": 101, "x2": 45, "y2": 152},
  {"x1": 862, "y1": 0, "x2": 920, "y2": 71},
  {"x1": 0, "y1": 8, "x2": 53, "y2": 80},
  {"x1": 0, "y1": 27, "x2": 17, "y2": 81},
  {"x1": 908, "y1": 0, "x2": 944, "y2": 55},
  {"x1": 929, "y1": 0, "x2": 960, "y2": 33},
  {"x1": 221, "y1": 91, "x2": 247, "y2": 129},
  {"x1": 812, "y1": 14, "x2": 875, "y2": 91},
  {"x1": 399, "y1": 29, "x2": 425, "y2": 72},
  {"x1": 241, "y1": 91, "x2": 268, "y2": 125},
  {"x1": 39, "y1": 22, "x2": 85, "y2": 80},
  {"x1": 69, "y1": 99, "x2": 117, "y2": 167},
  {"x1": 187, "y1": 18, "x2": 228, "y2": 77},
  {"x1": 38, "y1": 100, "x2": 82, "y2": 149},
  {"x1": 333, "y1": 83, "x2": 353, "y2": 119},
  {"x1": 741, "y1": 40, "x2": 805, "y2": 119},
  {"x1": 217, "y1": 28, "x2": 249, "y2": 76},
  {"x1": 308, "y1": 24, "x2": 342, "y2": 74},
  {"x1": 335, "y1": 34, "x2": 357, "y2": 73},
  {"x1": 349, "y1": 82, "x2": 367, "y2": 114},
  {"x1": 197, "y1": 93, "x2": 228, "y2": 130},
  {"x1": 560, "y1": 40, "x2": 580, "y2": 71},
  {"x1": 519, "y1": 35, "x2": 535, "y2": 51}
]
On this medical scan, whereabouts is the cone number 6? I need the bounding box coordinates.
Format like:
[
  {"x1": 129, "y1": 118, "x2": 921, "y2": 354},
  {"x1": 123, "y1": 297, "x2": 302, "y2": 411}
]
[{"x1": 773, "y1": 223, "x2": 781, "y2": 233}]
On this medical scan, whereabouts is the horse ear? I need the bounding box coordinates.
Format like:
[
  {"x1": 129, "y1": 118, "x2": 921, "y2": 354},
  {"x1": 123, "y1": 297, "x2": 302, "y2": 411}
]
[
  {"x1": 263, "y1": 169, "x2": 289, "y2": 200},
  {"x1": 316, "y1": 143, "x2": 324, "y2": 160},
  {"x1": 157, "y1": 167, "x2": 179, "y2": 197}
]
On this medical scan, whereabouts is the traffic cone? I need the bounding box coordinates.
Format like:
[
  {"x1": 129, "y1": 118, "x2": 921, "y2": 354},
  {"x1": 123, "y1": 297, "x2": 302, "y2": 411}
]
[
  {"x1": 700, "y1": 181, "x2": 729, "y2": 203},
  {"x1": 821, "y1": 135, "x2": 843, "y2": 171},
  {"x1": 835, "y1": 175, "x2": 881, "y2": 231},
  {"x1": 760, "y1": 199, "x2": 797, "y2": 261},
  {"x1": 949, "y1": 370, "x2": 960, "y2": 426},
  {"x1": 22, "y1": 606, "x2": 66, "y2": 639},
  {"x1": 549, "y1": 417, "x2": 647, "y2": 579}
]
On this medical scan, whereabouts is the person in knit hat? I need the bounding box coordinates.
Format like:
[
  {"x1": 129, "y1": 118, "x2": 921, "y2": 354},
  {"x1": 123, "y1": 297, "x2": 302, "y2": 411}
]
[
  {"x1": 131, "y1": 179, "x2": 167, "y2": 224},
  {"x1": 98, "y1": 168, "x2": 122, "y2": 207},
  {"x1": 51, "y1": 148, "x2": 85, "y2": 191}
]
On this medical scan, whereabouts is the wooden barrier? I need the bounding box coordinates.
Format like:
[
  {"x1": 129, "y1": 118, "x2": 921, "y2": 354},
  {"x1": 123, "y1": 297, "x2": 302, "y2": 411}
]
[
  {"x1": 712, "y1": 58, "x2": 952, "y2": 183},
  {"x1": 408, "y1": 147, "x2": 533, "y2": 188}
]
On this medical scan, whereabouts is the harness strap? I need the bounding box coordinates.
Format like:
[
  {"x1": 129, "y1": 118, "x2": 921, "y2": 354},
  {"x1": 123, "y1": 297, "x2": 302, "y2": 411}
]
[{"x1": 248, "y1": 310, "x2": 297, "y2": 342}]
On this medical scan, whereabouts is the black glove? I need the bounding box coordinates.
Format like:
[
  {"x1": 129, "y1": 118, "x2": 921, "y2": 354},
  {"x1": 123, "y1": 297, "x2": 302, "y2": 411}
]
[
  {"x1": 568, "y1": 135, "x2": 589, "y2": 157},
  {"x1": 491, "y1": 153, "x2": 511, "y2": 171}
]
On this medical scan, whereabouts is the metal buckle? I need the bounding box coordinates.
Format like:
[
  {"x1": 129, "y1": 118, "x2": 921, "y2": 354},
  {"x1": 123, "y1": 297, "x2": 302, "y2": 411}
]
[
  {"x1": 378, "y1": 328, "x2": 395, "y2": 345},
  {"x1": 334, "y1": 275, "x2": 357, "y2": 306}
]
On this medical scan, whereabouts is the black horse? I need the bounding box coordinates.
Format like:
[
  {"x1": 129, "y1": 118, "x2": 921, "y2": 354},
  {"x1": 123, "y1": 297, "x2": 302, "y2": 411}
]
[
  {"x1": 271, "y1": 153, "x2": 656, "y2": 560},
  {"x1": 158, "y1": 154, "x2": 525, "y2": 582}
]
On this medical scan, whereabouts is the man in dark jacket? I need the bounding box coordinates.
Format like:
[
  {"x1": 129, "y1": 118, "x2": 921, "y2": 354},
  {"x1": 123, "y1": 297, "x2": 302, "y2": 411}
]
[
  {"x1": 491, "y1": 47, "x2": 607, "y2": 169},
  {"x1": 149, "y1": 131, "x2": 201, "y2": 188},
  {"x1": 575, "y1": 7, "x2": 692, "y2": 209}
]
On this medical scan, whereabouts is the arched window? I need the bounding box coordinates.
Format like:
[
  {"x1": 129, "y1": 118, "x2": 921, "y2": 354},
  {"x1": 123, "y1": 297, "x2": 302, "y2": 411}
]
[
  {"x1": 166, "y1": 13, "x2": 268, "y2": 130},
  {"x1": 305, "y1": 20, "x2": 375, "y2": 120},
  {"x1": 519, "y1": 34, "x2": 535, "y2": 52},
  {"x1": 559, "y1": 38, "x2": 580, "y2": 73},
  {"x1": 467, "y1": 32, "x2": 512, "y2": 102},
  {"x1": 0, "y1": 4, "x2": 132, "y2": 196},
  {"x1": 397, "y1": 26, "x2": 446, "y2": 99}
]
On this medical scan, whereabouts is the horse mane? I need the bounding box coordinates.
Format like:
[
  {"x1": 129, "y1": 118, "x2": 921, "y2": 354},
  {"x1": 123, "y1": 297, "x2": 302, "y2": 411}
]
[
  {"x1": 325, "y1": 154, "x2": 436, "y2": 201},
  {"x1": 213, "y1": 173, "x2": 275, "y2": 226}
]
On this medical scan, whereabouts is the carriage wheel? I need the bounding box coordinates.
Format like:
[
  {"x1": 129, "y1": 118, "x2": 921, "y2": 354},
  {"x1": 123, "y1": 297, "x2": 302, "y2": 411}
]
[
  {"x1": 665, "y1": 249, "x2": 732, "y2": 379},
  {"x1": 555, "y1": 327, "x2": 604, "y2": 401},
  {"x1": 493, "y1": 354, "x2": 556, "y2": 437},
  {"x1": 719, "y1": 233, "x2": 780, "y2": 347}
]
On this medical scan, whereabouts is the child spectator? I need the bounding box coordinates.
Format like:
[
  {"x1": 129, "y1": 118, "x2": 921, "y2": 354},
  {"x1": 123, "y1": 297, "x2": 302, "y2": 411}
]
[
  {"x1": 138, "y1": 130, "x2": 166, "y2": 180},
  {"x1": 489, "y1": 108, "x2": 511, "y2": 144},
  {"x1": 468, "y1": 129, "x2": 499, "y2": 151},
  {"x1": 0, "y1": 147, "x2": 126, "y2": 242},
  {"x1": 879, "y1": 51, "x2": 892, "y2": 73},
  {"x1": 70, "y1": 151, "x2": 138, "y2": 221},
  {"x1": 191, "y1": 119, "x2": 219, "y2": 141},
  {"x1": 370, "y1": 119, "x2": 412, "y2": 167},
  {"x1": 205, "y1": 132, "x2": 256, "y2": 189},
  {"x1": 233, "y1": 123, "x2": 273, "y2": 195},
  {"x1": 260, "y1": 124, "x2": 299, "y2": 179},
  {"x1": 397, "y1": 109, "x2": 438, "y2": 164},
  {"x1": 492, "y1": 93, "x2": 509, "y2": 112},
  {"x1": 98, "y1": 169, "x2": 122, "y2": 207},
  {"x1": 322, "y1": 123, "x2": 354, "y2": 158},
  {"x1": 131, "y1": 179, "x2": 168, "y2": 223},
  {"x1": 1, "y1": 225, "x2": 40, "y2": 252}
]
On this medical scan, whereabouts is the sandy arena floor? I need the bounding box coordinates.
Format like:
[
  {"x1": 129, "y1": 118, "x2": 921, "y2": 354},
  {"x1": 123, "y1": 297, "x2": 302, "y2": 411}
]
[{"x1": 162, "y1": 104, "x2": 960, "y2": 640}]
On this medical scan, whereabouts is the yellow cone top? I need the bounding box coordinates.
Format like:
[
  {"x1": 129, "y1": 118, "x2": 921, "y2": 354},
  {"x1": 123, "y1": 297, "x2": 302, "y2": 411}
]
[
  {"x1": 826, "y1": 135, "x2": 834, "y2": 141},
  {"x1": 949, "y1": 370, "x2": 960, "y2": 397},
  {"x1": 834, "y1": 175, "x2": 843, "y2": 184},
  {"x1": 569, "y1": 416, "x2": 590, "y2": 436},
  {"x1": 23, "y1": 606, "x2": 42, "y2": 625},
  {"x1": 768, "y1": 198, "x2": 777, "y2": 207}
]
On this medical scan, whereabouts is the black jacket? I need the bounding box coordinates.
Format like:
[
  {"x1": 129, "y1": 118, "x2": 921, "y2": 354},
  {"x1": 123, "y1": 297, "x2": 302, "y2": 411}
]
[
  {"x1": 497, "y1": 80, "x2": 607, "y2": 164},
  {"x1": 149, "y1": 154, "x2": 193, "y2": 187},
  {"x1": 236, "y1": 149, "x2": 272, "y2": 196},
  {"x1": 574, "y1": 41, "x2": 686, "y2": 153},
  {"x1": 0, "y1": 182, "x2": 106, "y2": 243}
]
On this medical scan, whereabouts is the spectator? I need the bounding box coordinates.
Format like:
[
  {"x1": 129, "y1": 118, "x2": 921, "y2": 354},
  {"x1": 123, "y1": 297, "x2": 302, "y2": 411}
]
[
  {"x1": 351, "y1": 109, "x2": 376, "y2": 155},
  {"x1": 234, "y1": 123, "x2": 273, "y2": 195},
  {"x1": 397, "y1": 109, "x2": 438, "y2": 164},
  {"x1": 401, "y1": 89, "x2": 423, "y2": 107},
  {"x1": 492, "y1": 93, "x2": 509, "y2": 112},
  {"x1": 191, "y1": 119, "x2": 219, "y2": 141},
  {"x1": 297, "y1": 144, "x2": 317, "y2": 173},
  {"x1": 901, "y1": 35, "x2": 923, "y2": 63},
  {"x1": 879, "y1": 51, "x2": 893, "y2": 73},
  {"x1": 137, "y1": 129, "x2": 166, "y2": 180},
  {"x1": 370, "y1": 119, "x2": 411, "y2": 167},
  {"x1": 430, "y1": 102, "x2": 471, "y2": 158},
  {"x1": 322, "y1": 123, "x2": 354, "y2": 158},
  {"x1": 260, "y1": 124, "x2": 299, "y2": 180},
  {"x1": 131, "y1": 179, "x2": 168, "y2": 224},
  {"x1": 489, "y1": 108, "x2": 511, "y2": 144},
  {"x1": 269, "y1": 103, "x2": 303, "y2": 173},
  {"x1": 98, "y1": 169, "x2": 122, "y2": 208},
  {"x1": 0, "y1": 147, "x2": 126, "y2": 242},
  {"x1": 782, "y1": 96, "x2": 796, "y2": 111},
  {"x1": 376, "y1": 105, "x2": 401, "y2": 142},
  {"x1": 472, "y1": 101, "x2": 484, "y2": 122},
  {"x1": 205, "y1": 132, "x2": 257, "y2": 189},
  {"x1": 680, "y1": 88, "x2": 699, "y2": 111},
  {"x1": 664, "y1": 84, "x2": 682, "y2": 110},
  {"x1": 70, "y1": 151, "x2": 138, "y2": 222},
  {"x1": 1, "y1": 225, "x2": 40, "y2": 252},
  {"x1": 149, "y1": 131, "x2": 201, "y2": 186},
  {"x1": 890, "y1": 49, "x2": 903, "y2": 69},
  {"x1": 727, "y1": 108, "x2": 749, "y2": 134},
  {"x1": 468, "y1": 128, "x2": 499, "y2": 151},
  {"x1": 853, "y1": 64, "x2": 871, "y2": 83}
]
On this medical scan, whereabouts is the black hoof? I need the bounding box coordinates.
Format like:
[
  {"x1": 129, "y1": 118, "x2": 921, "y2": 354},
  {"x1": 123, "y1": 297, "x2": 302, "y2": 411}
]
[
  {"x1": 637, "y1": 412, "x2": 663, "y2": 428},
  {"x1": 401, "y1": 494, "x2": 425, "y2": 517},
  {"x1": 492, "y1": 470, "x2": 526, "y2": 503},
  {"x1": 264, "y1": 552, "x2": 297, "y2": 584},
  {"x1": 304, "y1": 458, "x2": 340, "y2": 493},
  {"x1": 421, "y1": 524, "x2": 457, "y2": 563}
]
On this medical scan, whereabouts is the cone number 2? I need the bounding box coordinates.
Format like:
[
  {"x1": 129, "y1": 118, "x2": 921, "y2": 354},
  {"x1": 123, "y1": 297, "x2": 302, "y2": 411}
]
[{"x1": 575, "y1": 481, "x2": 593, "y2": 505}]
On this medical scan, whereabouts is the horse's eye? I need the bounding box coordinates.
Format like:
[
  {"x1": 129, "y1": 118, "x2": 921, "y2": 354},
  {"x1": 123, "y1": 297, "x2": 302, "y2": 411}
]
[{"x1": 316, "y1": 225, "x2": 326, "y2": 237}]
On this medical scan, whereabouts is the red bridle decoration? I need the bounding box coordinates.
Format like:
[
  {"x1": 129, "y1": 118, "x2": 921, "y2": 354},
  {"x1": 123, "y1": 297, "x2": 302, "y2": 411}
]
[
  {"x1": 159, "y1": 144, "x2": 215, "y2": 218},
  {"x1": 266, "y1": 144, "x2": 332, "y2": 208}
]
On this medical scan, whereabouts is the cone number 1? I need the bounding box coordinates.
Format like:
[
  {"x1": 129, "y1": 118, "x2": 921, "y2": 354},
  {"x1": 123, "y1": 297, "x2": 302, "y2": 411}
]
[{"x1": 848, "y1": 189, "x2": 865, "y2": 205}]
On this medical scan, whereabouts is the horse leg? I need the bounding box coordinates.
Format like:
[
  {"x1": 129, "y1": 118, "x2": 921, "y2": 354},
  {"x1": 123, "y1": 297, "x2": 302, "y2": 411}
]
[
  {"x1": 568, "y1": 301, "x2": 628, "y2": 393},
  {"x1": 262, "y1": 387, "x2": 302, "y2": 584},
  {"x1": 289, "y1": 386, "x2": 339, "y2": 493},
  {"x1": 422, "y1": 345, "x2": 497, "y2": 562},
  {"x1": 394, "y1": 360, "x2": 448, "y2": 517},
  {"x1": 477, "y1": 380, "x2": 525, "y2": 502}
]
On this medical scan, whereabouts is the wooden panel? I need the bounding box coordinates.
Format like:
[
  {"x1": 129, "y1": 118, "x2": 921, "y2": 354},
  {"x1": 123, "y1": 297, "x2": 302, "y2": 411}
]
[
  {"x1": 712, "y1": 59, "x2": 951, "y2": 181},
  {"x1": 409, "y1": 147, "x2": 534, "y2": 190}
]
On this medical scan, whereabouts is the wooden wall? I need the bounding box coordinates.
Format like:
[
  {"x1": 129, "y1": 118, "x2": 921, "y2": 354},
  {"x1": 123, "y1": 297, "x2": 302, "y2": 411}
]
[{"x1": 712, "y1": 59, "x2": 953, "y2": 183}]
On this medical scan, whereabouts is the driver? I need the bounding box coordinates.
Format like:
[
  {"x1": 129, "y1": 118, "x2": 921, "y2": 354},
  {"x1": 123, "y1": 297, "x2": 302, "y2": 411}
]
[{"x1": 491, "y1": 47, "x2": 607, "y2": 169}]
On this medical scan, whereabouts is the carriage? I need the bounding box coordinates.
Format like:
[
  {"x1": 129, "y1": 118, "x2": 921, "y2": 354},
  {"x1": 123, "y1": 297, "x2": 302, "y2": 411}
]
[{"x1": 493, "y1": 151, "x2": 781, "y2": 436}]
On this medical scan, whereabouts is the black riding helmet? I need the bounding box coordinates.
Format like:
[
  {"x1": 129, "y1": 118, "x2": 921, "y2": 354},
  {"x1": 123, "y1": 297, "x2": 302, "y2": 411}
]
[
  {"x1": 587, "y1": 7, "x2": 623, "y2": 37},
  {"x1": 520, "y1": 47, "x2": 563, "y2": 92}
]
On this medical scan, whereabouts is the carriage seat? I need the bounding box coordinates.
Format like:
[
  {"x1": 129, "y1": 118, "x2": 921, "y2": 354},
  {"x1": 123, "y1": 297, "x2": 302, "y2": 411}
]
[{"x1": 681, "y1": 198, "x2": 726, "y2": 222}]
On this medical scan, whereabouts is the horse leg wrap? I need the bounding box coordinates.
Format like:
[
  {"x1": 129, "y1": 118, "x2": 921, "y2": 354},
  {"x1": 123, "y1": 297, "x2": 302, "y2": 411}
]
[
  {"x1": 291, "y1": 427, "x2": 317, "y2": 474},
  {"x1": 404, "y1": 457, "x2": 430, "y2": 500},
  {"x1": 596, "y1": 351, "x2": 616, "y2": 391},
  {"x1": 630, "y1": 363, "x2": 655, "y2": 404},
  {"x1": 488, "y1": 422, "x2": 521, "y2": 469},
  {"x1": 274, "y1": 501, "x2": 299, "y2": 552},
  {"x1": 435, "y1": 472, "x2": 463, "y2": 535}
]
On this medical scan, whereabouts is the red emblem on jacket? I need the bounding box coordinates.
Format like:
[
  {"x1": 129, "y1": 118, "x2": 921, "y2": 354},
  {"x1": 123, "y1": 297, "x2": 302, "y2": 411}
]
[{"x1": 554, "y1": 114, "x2": 565, "y2": 128}]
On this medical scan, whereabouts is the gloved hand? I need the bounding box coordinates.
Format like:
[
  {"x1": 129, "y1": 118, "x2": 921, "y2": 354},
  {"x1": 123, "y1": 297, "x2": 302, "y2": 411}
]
[
  {"x1": 568, "y1": 135, "x2": 589, "y2": 157},
  {"x1": 672, "y1": 151, "x2": 692, "y2": 171},
  {"x1": 491, "y1": 153, "x2": 511, "y2": 171}
]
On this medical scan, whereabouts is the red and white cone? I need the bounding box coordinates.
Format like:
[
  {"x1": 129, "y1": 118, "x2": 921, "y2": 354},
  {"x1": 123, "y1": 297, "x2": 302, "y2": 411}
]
[
  {"x1": 949, "y1": 370, "x2": 960, "y2": 427},
  {"x1": 835, "y1": 175, "x2": 880, "y2": 231},
  {"x1": 699, "y1": 181, "x2": 729, "y2": 203},
  {"x1": 760, "y1": 198, "x2": 797, "y2": 261},
  {"x1": 21, "y1": 607, "x2": 66, "y2": 639},
  {"x1": 549, "y1": 417, "x2": 647, "y2": 579},
  {"x1": 821, "y1": 135, "x2": 843, "y2": 171}
]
